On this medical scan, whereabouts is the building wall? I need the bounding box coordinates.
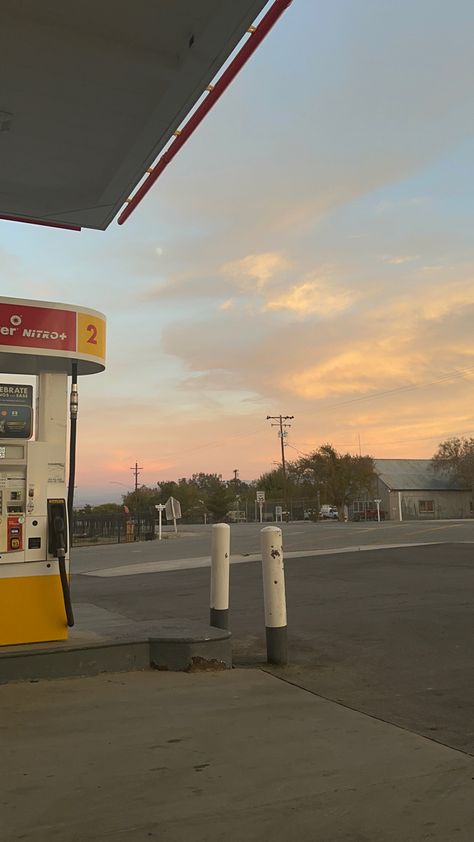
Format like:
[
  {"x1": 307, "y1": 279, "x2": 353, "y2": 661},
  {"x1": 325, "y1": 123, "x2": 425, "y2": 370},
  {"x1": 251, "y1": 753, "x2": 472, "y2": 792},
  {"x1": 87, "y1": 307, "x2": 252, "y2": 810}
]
[
  {"x1": 386, "y1": 490, "x2": 472, "y2": 521},
  {"x1": 375, "y1": 478, "x2": 391, "y2": 519}
]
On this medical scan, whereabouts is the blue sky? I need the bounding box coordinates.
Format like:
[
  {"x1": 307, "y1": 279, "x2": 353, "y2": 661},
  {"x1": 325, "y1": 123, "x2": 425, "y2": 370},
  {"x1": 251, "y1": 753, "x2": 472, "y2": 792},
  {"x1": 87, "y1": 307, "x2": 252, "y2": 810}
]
[{"x1": 1, "y1": 0, "x2": 474, "y2": 505}]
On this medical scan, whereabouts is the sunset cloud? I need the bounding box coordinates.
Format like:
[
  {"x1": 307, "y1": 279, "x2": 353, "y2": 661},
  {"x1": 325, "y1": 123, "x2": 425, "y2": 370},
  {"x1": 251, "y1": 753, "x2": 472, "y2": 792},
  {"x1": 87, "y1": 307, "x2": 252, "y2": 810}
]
[
  {"x1": 2, "y1": 0, "x2": 474, "y2": 504},
  {"x1": 384, "y1": 255, "x2": 420, "y2": 265},
  {"x1": 221, "y1": 252, "x2": 289, "y2": 290},
  {"x1": 265, "y1": 277, "x2": 358, "y2": 317},
  {"x1": 289, "y1": 342, "x2": 426, "y2": 400}
]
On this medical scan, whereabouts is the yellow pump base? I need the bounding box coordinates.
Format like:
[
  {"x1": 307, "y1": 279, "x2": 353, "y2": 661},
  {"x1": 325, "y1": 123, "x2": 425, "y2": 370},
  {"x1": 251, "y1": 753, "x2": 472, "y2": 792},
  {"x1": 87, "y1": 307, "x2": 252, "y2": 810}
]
[{"x1": 0, "y1": 574, "x2": 68, "y2": 646}]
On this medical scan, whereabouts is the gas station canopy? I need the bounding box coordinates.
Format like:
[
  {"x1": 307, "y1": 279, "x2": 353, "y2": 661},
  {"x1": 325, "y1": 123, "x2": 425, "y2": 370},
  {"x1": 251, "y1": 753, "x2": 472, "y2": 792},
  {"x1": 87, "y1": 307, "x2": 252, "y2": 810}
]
[{"x1": 0, "y1": 0, "x2": 277, "y2": 231}]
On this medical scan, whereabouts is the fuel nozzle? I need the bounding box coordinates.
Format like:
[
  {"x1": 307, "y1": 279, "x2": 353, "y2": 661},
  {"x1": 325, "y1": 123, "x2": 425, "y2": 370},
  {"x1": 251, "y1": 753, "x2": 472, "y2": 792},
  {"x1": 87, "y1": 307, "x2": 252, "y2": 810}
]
[
  {"x1": 70, "y1": 383, "x2": 78, "y2": 419},
  {"x1": 53, "y1": 512, "x2": 74, "y2": 627},
  {"x1": 54, "y1": 515, "x2": 66, "y2": 556}
]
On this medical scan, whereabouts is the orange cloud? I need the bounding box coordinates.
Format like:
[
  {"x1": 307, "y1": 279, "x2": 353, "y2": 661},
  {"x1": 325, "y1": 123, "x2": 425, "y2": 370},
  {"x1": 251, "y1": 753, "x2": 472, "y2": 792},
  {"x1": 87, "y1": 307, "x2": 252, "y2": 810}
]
[
  {"x1": 265, "y1": 277, "x2": 358, "y2": 316},
  {"x1": 289, "y1": 342, "x2": 426, "y2": 399},
  {"x1": 221, "y1": 252, "x2": 289, "y2": 290}
]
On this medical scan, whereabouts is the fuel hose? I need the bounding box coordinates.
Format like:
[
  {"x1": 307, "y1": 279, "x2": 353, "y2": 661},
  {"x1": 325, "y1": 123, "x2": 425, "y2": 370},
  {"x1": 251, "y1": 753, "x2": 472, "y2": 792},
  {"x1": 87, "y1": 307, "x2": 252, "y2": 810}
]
[{"x1": 61, "y1": 361, "x2": 78, "y2": 627}]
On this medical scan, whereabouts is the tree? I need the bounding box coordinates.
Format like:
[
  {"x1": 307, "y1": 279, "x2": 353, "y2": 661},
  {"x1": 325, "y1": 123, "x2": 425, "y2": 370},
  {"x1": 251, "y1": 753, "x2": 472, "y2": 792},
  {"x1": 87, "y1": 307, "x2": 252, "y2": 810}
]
[
  {"x1": 296, "y1": 444, "x2": 376, "y2": 514},
  {"x1": 121, "y1": 474, "x2": 239, "y2": 522},
  {"x1": 256, "y1": 467, "x2": 285, "y2": 499},
  {"x1": 187, "y1": 474, "x2": 234, "y2": 521},
  {"x1": 90, "y1": 503, "x2": 123, "y2": 515},
  {"x1": 170, "y1": 479, "x2": 202, "y2": 520},
  {"x1": 432, "y1": 437, "x2": 474, "y2": 493},
  {"x1": 122, "y1": 485, "x2": 161, "y2": 512},
  {"x1": 191, "y1": 473, "x2": 225, "y2": 493},
  {"x1": 256, "y1": 465, "x2": 298, "y2": 500}
]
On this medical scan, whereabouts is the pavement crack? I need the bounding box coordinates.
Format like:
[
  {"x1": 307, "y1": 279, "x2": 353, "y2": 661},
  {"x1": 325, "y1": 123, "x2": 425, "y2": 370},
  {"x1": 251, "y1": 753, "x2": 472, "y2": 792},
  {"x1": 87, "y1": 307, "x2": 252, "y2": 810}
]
[{"x1": 260, "y1": 668, "x2": 474, "y2": 760}]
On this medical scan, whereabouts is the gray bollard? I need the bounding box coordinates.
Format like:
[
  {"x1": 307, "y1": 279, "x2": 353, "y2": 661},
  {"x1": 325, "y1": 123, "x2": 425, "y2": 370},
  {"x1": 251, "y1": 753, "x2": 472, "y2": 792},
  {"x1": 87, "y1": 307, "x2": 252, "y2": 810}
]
[
  {"x1": 260, "y1": 526, "x2": 288, "y2": 665},
  {"x1": 210, "y1": 523, "x2": 230, "y2": 630}
]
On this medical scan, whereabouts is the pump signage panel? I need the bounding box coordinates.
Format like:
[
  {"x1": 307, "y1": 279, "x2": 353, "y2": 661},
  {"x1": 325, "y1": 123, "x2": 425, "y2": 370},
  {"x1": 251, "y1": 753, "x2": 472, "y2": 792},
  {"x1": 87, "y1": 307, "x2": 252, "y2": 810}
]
[
  {"x1": 0, "y1": 297, "x2": 106, "y2": 374},
  {"x1": 0, "y1": 384, "x2": 33, "y2": 405},
  {"x1": 0, "y1": 302, "x2": 76, "y2": 351},
  {"x1": 0, "y1": 383, "x2": 33, "y2": 439}
]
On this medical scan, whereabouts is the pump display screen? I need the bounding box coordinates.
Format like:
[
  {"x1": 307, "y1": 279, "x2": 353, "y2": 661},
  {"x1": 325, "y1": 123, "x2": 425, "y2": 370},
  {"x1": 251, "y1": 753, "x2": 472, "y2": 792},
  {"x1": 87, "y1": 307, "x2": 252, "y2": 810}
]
[{"x1": 0, "y1": 405, "x2": 32, "y2": 439}]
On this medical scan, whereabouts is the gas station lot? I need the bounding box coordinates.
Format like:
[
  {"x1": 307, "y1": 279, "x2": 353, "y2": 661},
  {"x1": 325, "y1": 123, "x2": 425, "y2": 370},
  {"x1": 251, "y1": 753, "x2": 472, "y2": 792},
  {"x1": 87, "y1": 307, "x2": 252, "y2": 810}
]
[
  {"x1": 3, "y1": 525, "x2": 474, "y2": 841},
  {"x1": 71, "y1": 516, "x2": 474, "y2": 574},
  {"x1": 73, "y1": 523, "x2": 474, "y2": 755}
]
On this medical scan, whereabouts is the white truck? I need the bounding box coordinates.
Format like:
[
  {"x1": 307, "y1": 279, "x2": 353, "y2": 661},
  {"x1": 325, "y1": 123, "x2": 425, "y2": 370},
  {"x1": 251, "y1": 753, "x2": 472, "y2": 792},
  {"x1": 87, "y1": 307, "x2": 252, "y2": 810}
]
[{"x1": 319, "y1": 505, "x2": 339, "y2": 520}]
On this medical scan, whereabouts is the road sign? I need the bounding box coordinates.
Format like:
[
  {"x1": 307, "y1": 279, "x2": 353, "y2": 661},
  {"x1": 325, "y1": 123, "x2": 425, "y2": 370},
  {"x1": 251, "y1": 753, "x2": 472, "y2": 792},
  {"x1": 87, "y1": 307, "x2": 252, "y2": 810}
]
[
  {"x1": 165, "y1": 497, "x2": 182, "y2": 520},
  {"x1": 256, "y1": 491, "x2": 265, "y2": 503}
]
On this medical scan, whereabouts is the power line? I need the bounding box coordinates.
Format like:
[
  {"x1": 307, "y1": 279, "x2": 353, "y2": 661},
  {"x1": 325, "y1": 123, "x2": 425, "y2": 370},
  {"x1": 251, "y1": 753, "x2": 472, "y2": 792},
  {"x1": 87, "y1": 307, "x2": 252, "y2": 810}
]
[
  {"x1": 286, "y1": 442, "x2": 310, "y2": 458},
  {"x1": 153, "y1": 422, "x2": 267, "y2": 463},
  {"x1": 321, "y1": 364, "x2": 474, "y2": 413}
]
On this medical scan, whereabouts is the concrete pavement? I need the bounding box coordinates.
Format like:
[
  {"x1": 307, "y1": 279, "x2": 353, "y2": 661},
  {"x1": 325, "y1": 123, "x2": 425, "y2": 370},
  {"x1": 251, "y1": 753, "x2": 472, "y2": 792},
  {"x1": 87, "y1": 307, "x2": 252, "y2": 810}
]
[
  {"x1": 73, "y1": 542, "x2": 474, "y2": 755},
  {"x1": 2, "y1": 668, "x2": 473, "y2": 842},
  {"x1": 2, "y1": 529, "x2": 474, "y2": 840}
]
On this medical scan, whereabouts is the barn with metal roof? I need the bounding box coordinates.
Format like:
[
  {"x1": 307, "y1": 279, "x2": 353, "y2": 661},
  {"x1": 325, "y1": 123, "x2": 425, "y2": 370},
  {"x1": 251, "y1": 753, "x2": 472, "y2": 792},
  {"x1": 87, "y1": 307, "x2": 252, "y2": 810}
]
[{"x1": 374, "y1": 459, "x2": 471, "y2": 521}]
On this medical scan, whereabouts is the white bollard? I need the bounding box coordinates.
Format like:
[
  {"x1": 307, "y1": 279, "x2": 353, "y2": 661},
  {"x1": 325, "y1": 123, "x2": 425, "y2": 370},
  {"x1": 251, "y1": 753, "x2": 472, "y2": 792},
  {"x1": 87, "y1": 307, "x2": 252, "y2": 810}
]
[
  {"x1": 210, "y1": 523, "x2": 230, "y2": 630},
  {"x1": 260, "y1": 526, "x2": 288, "y2": 665}
]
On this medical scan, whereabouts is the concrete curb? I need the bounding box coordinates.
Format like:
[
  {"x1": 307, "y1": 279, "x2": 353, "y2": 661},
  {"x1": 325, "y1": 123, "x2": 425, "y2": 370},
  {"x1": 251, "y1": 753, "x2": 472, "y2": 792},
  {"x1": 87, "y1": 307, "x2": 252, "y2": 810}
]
[{"x1": 0, "y1": 624, "x2": 232, "y2": 684}]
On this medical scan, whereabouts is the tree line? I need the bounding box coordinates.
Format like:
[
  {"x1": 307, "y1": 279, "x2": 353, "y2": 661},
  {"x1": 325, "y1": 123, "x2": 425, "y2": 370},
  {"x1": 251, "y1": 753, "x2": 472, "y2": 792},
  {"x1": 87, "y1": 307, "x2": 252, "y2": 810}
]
[
  {"x1": 77, "y1": 445, "x2": 377, "y2": 521},
  {"x1": 76, "y1": 436, "x2": 474, "y2": 522}
]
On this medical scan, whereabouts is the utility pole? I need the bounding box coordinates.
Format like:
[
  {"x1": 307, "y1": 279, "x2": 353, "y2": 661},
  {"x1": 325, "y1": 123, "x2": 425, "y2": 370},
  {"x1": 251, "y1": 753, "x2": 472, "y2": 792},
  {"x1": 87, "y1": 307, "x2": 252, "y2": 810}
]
[
  {"x1": 130, "y1": 462, "x2": 143, "y2": 492},
  {"x1": 266, "y1": 415, "x2": 294, "y2": 518}
]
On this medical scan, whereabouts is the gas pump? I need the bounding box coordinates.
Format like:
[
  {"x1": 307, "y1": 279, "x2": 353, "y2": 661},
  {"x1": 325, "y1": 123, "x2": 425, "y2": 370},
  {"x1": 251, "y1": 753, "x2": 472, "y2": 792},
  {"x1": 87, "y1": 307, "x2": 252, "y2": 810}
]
[{"x1": 0, "y1": 296, "x2": 105, "y2": 646}]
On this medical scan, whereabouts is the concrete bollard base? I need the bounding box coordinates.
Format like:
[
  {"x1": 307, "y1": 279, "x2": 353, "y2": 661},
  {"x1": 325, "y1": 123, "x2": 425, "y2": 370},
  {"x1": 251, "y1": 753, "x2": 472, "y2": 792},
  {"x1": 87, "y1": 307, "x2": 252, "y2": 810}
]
[
  {"x1": 210, "y1": 607, "x2": 230, "y2": 630},
  {"x1": 265, "y1": 625, "x2": 288, "y2": 666}
]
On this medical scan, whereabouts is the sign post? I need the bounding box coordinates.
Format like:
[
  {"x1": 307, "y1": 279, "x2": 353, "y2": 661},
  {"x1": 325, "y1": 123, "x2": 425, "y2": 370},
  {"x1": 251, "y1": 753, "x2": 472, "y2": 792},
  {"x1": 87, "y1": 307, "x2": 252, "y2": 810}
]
[
  {"x1": 374, "y1": 499, "x2": 382, "y2": 523},
  {"x1": 165, "y1": 496, "x2": 182, "y2": 534},
  {"x1": 256, "y1": 490, "x2": 265, "y2": 524},
  {"x1": 155, "y1": 504, "x2": 165, "y2": 540}
]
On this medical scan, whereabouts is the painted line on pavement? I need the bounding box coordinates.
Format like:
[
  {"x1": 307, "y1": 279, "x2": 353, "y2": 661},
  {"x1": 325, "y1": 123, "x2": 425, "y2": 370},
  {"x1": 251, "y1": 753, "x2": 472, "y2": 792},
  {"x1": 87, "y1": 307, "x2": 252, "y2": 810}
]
[
  {"x1": 401, "y1": 523, "x2": 463, "y2": 537},
  {"x1": 83, "y1": 542, "x2": 439, "y2": 578}
]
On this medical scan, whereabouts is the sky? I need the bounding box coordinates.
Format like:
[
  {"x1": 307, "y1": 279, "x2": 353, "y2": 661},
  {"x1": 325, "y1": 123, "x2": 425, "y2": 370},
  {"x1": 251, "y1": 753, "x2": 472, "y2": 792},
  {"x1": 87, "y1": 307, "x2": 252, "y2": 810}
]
[{"x1": 2, "y1": 0, "x2": 474, "y2": 505}]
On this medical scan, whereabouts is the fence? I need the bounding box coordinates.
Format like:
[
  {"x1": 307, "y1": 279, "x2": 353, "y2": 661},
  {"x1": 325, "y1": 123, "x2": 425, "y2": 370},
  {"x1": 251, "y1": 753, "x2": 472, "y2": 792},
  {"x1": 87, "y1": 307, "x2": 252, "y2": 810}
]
[
  {"x1": 71, "y1": 499, "x2": 327, "y2": 546},
  {"x1": 71, "y1": 513, "x2": 157, "y2": 547},
  {"x1": 243, "y1": 498, "x2": 318, "y2": 523}
]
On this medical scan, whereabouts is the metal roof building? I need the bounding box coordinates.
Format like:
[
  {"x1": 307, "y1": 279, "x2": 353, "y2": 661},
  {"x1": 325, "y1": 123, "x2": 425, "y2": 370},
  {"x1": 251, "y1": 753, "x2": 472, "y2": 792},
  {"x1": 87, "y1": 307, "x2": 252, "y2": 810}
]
[
  {"x1": 373, "y1": 459, "x2": 471, "y2": 521},
  {"x1": 374, "y1": 459, "x2": 469, "y2": 492}
]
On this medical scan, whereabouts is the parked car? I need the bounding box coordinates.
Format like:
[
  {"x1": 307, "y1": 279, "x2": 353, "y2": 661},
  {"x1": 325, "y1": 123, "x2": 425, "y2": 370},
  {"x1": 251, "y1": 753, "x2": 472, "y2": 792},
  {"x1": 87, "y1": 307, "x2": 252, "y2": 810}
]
[
  {"x1": 319, "y1": 505, "x2": 339, "y2": 520},
  {"x1": 352, "y1": 509, "x2": 385, "y2": 521}
]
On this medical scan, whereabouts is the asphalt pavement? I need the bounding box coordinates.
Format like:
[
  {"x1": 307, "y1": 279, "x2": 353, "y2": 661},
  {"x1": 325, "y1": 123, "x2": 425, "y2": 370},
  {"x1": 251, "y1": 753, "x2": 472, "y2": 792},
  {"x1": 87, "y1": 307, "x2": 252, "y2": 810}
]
[{"x1": 71, "y1": 518, "x2": 474, "y2": 574}]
